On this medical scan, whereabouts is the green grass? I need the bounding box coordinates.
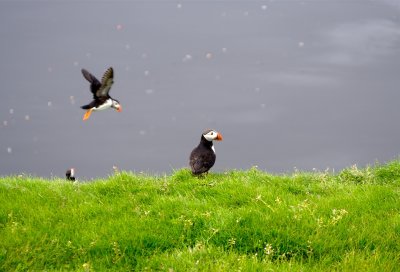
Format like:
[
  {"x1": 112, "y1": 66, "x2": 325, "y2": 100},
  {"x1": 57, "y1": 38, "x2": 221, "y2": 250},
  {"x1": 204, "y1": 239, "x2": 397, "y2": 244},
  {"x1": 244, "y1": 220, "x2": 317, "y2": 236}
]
[{"x1": 1, "y1": 162, "x2": 399, "y2": 271}]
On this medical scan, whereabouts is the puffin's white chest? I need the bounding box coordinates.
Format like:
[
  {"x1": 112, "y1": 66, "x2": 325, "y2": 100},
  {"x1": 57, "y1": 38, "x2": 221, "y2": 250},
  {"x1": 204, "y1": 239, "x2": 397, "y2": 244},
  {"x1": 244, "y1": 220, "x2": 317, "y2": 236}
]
[
  {"x1": 211, "y1": 145, "x2": 215, "y2": 153},
  {"x1": 94, "y1": 99, "x2": 112, "y2": 111}
]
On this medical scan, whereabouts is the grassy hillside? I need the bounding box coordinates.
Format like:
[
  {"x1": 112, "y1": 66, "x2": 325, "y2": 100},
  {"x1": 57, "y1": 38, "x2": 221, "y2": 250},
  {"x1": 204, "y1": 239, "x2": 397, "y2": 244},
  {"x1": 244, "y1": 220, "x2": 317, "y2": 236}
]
[{"x1": 1, "y1": 162, "x2": 399, "y2": 271}]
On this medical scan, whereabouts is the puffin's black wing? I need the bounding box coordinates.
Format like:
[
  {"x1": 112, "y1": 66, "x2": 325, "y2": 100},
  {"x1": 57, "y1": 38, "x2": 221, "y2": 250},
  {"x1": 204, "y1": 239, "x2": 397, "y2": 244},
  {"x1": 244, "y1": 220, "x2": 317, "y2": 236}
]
[
  {"x1": 189, "y1": 148, "x2": 216, "y2": 175},
  {"x1": 96, "y1": 67, "x2": 114, "y2": 98},
  {"x1": 82, "y1": 69, "x2": 101, "y2": 97}
]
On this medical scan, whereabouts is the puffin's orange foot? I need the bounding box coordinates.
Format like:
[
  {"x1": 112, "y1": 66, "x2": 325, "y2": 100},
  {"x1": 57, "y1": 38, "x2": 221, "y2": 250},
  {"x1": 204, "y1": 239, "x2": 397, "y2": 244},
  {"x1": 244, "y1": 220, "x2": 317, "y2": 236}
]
[{"x1": 83, "y1": 109, "x2": 93, "y2": 121}]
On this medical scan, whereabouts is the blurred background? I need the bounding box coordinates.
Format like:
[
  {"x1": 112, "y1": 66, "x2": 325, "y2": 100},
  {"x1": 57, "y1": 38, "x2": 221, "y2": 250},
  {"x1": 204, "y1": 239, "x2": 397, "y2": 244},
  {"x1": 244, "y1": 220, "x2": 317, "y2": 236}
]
[{"x1": 1, "y1": 1, "x2": 400, "y2": 179}]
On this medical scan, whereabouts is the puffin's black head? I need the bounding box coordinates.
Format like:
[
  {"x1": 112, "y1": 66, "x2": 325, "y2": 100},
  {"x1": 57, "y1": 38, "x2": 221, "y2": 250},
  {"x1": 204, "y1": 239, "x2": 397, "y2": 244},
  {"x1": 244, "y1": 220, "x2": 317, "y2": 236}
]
[
  {"x1": 66, "y1": 168, "x2": 76, "y2": 181},
  {"x1": 111, "y1": 99, "x2": 122, "y2": 112},
  {"x1": 201, "y1": 129, "x2": 223, "y2": 142}
]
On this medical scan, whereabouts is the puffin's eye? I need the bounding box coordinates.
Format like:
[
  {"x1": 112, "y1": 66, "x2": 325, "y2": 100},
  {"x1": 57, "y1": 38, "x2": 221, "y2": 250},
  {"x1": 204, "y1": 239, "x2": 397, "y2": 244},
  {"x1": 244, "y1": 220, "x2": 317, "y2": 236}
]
[{"x1": 210, "y1": 132, "x2": 214, "y2": 135}]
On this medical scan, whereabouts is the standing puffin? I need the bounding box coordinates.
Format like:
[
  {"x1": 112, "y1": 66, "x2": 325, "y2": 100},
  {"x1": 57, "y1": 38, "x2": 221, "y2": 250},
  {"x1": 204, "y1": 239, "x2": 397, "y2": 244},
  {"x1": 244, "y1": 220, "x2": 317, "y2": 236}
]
[
  {"x1": 189, "y1": 129, "x2": 223, "y2": 175},
  {"x1": 65, "y1": 168, "x2": 76, "y2": 181},
  {"x1": 81, "y1": 67, "x2": 122, "y2": 121}
]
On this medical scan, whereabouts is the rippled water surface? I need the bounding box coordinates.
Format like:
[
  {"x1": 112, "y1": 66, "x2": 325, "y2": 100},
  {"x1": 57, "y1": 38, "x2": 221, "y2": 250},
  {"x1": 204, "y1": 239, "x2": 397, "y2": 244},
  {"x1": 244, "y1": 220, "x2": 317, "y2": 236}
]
[{"x1": 1, "y1": 1, "x2": 400, "y2": 178}]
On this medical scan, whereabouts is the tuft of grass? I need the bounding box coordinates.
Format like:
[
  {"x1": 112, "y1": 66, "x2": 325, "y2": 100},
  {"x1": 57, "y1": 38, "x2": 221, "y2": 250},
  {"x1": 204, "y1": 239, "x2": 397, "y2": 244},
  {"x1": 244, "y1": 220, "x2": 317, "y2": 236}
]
[{"x1": 0, "y1": 162, "x2": 399, "y2": 271}]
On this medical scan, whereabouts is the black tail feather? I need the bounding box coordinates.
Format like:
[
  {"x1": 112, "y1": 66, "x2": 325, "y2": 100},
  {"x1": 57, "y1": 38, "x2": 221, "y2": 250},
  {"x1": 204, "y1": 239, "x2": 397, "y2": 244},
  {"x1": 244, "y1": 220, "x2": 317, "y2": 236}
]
[{"x1": 81, "y1": 104, "x2": 91, "y2": 110}]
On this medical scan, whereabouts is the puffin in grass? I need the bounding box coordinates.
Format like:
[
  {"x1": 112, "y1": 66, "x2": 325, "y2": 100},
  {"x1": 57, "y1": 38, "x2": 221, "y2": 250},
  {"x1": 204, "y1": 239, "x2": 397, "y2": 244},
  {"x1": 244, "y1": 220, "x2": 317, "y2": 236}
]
[
  {"x1": 189, "y1": 129, "x2": 223, "y2": 176},
  {"x1": 65, "y1": 168, "x2": 76, "y2": 181},
  {"x1": 81, "y1": 67, "x2": 122, "y2": 120}
]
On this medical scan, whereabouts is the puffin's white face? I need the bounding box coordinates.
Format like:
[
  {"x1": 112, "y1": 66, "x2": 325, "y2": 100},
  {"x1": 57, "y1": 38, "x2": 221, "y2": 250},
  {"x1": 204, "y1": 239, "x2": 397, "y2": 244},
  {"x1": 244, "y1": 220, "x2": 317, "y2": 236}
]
[
  {"x1": 112, "y1": 100, "x2": 122, "y2": 112},
  {"x1": 203, "y1": 130, "x2": 223, "y2": 142}
]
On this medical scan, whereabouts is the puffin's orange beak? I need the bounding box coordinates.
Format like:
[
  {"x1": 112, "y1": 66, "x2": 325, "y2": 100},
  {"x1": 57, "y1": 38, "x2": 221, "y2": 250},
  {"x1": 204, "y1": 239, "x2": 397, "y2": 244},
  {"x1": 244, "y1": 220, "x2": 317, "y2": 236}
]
[
  {"x1": 216, "y1": 132, "x2": 223, "y2": 141},
  {"x1": 117, "y1": 106, "x2": 122, "y2": 112}
]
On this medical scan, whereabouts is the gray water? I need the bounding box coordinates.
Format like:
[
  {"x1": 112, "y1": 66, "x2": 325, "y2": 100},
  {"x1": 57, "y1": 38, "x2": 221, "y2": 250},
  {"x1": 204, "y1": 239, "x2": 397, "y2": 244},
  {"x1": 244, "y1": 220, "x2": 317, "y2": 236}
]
[{"x1": 1, "y1": 1, "x2": 400, "y2": 179}]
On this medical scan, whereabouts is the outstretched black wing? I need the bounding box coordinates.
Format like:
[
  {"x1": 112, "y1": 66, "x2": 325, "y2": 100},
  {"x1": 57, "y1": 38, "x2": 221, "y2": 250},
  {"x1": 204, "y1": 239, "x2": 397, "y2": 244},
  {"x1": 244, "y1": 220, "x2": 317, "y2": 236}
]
[
  {"x1": 81, "y1": 69, "x2": 102, "y2": 98},
  {"x1": 96, "y1": 67, "x2": 114, "y2": 98}
]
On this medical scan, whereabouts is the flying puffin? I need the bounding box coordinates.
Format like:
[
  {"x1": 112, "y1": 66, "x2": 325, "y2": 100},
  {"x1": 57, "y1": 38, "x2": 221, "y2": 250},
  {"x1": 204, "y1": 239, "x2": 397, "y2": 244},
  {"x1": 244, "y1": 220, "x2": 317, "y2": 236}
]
[
  {"x1": 81, "y1": 67, "x2": 122, "y2": 121},
  {"x1": 65, "y1": 168, "x2": 76, "y2": 181},
  {"x1": 189, "y1": 129, "x2": 223, "y2": 175}
]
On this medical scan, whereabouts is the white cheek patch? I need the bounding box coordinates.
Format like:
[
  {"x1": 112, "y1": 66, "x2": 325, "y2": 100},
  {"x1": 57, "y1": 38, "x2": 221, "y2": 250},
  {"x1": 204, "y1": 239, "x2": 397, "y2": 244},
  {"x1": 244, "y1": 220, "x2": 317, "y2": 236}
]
[{"x1": 203, "y1": 131, "x2": 217, "y2": 141}]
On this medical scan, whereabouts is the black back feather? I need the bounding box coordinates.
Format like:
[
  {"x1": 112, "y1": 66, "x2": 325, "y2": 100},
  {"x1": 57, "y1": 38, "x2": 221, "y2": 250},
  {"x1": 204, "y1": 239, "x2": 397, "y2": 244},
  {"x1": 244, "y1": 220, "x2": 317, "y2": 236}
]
[{"x1": 189, "y1": 135, "x2": 216, "y2": 175}]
